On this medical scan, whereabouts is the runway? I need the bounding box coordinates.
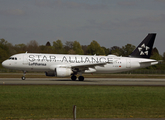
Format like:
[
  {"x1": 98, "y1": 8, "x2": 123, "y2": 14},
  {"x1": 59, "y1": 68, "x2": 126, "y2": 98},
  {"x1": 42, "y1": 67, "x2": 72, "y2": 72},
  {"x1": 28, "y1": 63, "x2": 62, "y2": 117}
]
[{"x1": 1, "y1": 78, "x2": 165, "y2": 86}]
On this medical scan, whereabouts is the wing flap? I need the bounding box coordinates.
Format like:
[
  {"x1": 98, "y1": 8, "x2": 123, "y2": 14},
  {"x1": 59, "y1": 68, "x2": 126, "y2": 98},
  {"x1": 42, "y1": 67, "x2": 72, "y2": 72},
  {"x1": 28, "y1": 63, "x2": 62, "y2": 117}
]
[
  {"x1": 71, "y1": 62, "x2": 108, "y2": 68},
  {"x1": 71, "y1": 62, "x2": 111, "y2": 73}
]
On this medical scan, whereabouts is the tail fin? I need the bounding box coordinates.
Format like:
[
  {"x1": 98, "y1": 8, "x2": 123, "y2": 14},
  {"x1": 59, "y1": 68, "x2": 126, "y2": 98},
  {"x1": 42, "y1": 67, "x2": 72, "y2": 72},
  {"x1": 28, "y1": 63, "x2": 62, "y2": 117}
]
[{"x1": 129, "y1": 33, "x2": 156, "y2": 58}]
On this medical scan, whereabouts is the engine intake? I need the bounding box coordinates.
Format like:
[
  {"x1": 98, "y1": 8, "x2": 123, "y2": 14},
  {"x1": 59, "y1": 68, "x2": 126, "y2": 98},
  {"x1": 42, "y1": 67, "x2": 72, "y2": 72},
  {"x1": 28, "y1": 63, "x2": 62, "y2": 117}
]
[{"x1": 56, "y1": 67, "x2": 72, "y2": 77}]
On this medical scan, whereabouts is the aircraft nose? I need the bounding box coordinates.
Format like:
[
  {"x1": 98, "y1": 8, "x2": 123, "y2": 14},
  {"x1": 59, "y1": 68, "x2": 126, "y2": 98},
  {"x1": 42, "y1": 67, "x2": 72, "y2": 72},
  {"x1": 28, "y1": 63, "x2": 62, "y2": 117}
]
[{"x1": 2, "y1": 60, "x2": 8, "y2": 68}]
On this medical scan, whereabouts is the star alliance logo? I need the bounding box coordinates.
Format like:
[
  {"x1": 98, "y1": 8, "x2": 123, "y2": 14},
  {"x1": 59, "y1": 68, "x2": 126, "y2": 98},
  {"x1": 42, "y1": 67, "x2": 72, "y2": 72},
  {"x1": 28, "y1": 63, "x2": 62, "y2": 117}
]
[{"x1": 138, "y1": 43, "x2": 150, "y2": 55}]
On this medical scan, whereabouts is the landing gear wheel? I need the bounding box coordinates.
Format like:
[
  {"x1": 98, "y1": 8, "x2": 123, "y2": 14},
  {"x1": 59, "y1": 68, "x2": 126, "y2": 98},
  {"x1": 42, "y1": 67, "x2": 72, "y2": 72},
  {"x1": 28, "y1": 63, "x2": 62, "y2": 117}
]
[
  {"x1": 22, "y1": 70, "x2": 26, "y2": 80},
  {"x1": 22, "y1": 76, "x2": 26, "y2": 80},
  {"x1": 78, "y1": 76, "x2": 84, "y2": 81},
  {"x1": 71, "y1": 75, "x2": 77, "y2": 81}
]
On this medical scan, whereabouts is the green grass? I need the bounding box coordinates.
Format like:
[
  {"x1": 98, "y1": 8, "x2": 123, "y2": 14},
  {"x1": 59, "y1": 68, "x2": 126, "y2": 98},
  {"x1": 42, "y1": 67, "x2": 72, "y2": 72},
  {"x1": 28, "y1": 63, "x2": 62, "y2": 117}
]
[{"x1": 0, "y1": 85, "x2": 165, "y2": 119}]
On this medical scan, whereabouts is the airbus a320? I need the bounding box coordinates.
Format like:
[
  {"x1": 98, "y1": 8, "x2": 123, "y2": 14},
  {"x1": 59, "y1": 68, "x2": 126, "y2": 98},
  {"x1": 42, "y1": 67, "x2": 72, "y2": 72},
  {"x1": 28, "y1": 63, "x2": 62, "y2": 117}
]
[{"x1": 2, "y1": 33, "x2": 158, "y2": 81}]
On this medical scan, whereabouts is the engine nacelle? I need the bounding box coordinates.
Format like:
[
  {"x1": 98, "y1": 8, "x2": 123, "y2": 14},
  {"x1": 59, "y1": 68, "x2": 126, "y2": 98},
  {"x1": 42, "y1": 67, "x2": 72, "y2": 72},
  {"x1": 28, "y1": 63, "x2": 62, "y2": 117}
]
[
  {"x1": 56, "y1": 67, "x2": 72, "y2": 77},
  {"x1": 45, "y1": 67, "x2": 72, "y2": 77}
]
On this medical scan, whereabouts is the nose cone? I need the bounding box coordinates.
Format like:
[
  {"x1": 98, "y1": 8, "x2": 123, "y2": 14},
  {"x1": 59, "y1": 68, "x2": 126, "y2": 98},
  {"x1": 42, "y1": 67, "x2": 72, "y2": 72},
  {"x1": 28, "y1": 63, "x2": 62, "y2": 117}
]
[{"x1": 2, "y1": 60, "x2": 8, "y2": 68}]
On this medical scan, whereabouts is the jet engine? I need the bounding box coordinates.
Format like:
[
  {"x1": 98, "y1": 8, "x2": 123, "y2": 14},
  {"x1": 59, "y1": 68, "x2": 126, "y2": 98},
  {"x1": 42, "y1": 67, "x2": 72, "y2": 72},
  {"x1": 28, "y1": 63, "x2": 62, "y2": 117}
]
[{"x1": 45, "y1": 67, "x2": 72, "y2": 77}]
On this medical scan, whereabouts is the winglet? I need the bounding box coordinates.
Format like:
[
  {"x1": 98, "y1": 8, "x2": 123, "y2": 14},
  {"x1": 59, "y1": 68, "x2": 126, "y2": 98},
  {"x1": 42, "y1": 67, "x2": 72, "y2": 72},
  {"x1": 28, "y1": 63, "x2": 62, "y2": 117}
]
[{"x1": 129, "y1": 33, "x2": 156, "y2": 58}]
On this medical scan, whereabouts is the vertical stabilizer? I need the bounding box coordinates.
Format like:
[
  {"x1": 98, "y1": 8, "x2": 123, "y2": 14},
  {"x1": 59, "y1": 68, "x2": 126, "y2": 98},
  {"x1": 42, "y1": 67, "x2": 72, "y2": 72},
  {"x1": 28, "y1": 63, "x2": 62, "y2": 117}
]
[{"x1": 129, "y1": 33, "x2": 156, "y2": 58}]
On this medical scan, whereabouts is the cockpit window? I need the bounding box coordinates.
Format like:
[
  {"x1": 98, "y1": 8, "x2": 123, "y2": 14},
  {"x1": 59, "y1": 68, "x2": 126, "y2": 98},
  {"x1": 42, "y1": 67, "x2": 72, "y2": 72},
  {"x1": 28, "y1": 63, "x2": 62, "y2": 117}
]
[{"x1": 8, "y1": 57, "x2": 17, "y2": 60}]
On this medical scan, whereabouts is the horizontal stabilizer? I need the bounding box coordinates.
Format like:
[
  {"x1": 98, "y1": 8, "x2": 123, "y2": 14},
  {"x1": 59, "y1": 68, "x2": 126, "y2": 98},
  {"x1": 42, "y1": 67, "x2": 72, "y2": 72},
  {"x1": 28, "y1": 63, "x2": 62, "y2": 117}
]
[{"x1": 139, "y1": 60, "x2": 158, "y2": 65}]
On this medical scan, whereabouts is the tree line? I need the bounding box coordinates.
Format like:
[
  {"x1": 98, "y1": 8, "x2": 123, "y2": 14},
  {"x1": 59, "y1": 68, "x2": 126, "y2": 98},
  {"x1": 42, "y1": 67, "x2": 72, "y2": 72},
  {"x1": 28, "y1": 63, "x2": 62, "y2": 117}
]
[{"x1": 0, "y1": 38, "x2": 165, "y2": 69}]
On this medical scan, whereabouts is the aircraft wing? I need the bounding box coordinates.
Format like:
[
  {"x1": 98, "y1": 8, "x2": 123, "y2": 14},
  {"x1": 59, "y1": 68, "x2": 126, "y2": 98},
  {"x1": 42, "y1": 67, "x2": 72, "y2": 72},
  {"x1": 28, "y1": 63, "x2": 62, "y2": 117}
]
[
  {"x1": 71, "y1": 62, "x2": 108, "y2": 68},
  {"x1": 70, "y1": 62, "x2": 112, "y2": 73},
  {"x1": 139, "y1": 59, "x2": 158, "y2": 63}
]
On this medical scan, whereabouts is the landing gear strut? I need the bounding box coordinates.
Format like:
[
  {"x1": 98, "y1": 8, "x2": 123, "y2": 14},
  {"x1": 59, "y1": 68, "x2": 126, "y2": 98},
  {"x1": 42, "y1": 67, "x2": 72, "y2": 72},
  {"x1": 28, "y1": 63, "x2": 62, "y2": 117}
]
[{"x1": 22, "y1": 71, "x2": 26, "y2": 80}]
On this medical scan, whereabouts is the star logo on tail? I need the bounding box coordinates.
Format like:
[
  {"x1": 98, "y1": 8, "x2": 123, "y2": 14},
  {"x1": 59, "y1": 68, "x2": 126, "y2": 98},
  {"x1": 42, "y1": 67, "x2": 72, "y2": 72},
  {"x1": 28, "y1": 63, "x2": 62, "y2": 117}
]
[{"x1": 138, "y1": 43, "x2": 150, "y2": 55}]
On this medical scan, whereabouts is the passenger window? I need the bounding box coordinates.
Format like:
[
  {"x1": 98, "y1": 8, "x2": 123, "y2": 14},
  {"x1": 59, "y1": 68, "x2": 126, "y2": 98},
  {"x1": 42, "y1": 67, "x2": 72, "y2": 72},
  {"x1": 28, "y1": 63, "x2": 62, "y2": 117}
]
[
  {"x1": 12, "y1": 57, "x2": 14, "y2": 60},
  {"x1": 15, "y1": 58, "x2": 17, "y2": 60}
]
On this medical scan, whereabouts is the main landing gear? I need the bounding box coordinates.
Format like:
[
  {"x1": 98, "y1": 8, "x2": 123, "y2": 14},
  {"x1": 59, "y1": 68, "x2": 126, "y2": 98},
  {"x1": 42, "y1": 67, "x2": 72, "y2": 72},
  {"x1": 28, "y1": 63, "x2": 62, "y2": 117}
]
[
  {"x1": 71, "y1": 75, "x2": 77, "y2": 81},
  {"x1": 78, "y1": 76, "x2": 84, "y2": 81},
  {"x1": 71, "y1": 75, "x2": 84, "y2": 81},
  {"x1": 21, "y1": 71, "x2": 26, "y2": 80}
]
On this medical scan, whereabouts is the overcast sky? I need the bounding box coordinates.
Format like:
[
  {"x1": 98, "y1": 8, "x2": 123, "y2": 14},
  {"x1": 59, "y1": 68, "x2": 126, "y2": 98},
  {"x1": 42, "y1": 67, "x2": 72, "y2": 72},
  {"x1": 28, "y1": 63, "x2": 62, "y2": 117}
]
[{"x1": 0, "y1": 0, "x2": 165, "y2": 54}]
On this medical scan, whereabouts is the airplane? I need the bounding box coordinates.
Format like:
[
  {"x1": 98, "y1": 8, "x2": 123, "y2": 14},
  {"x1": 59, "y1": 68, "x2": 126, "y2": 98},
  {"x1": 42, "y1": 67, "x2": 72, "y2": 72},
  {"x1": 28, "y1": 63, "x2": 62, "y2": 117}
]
[{"x1": 2, "y1": 33, "x2": 158, "y2": 81}]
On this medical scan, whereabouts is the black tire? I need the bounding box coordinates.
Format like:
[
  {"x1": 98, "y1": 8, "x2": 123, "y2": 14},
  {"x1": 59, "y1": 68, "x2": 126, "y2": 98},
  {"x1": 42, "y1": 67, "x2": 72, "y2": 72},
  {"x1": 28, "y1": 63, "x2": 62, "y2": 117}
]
[
  {"x1": 22, "y1": 76, "x2": 26, "y2": 80},
  {"x1": 78, "y1": 76, "x2": 84, "y2": 81},
  {"x1": 71, "y1": 75, "x2": 77, "y2": 81}
]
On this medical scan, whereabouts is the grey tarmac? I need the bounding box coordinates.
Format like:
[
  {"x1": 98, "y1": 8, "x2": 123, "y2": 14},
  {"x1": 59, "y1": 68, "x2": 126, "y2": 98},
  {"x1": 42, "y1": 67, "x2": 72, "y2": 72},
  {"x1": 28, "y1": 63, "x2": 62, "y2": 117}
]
[{"x1": 0, "y1": 78, "x2": 165, "y2": 86}]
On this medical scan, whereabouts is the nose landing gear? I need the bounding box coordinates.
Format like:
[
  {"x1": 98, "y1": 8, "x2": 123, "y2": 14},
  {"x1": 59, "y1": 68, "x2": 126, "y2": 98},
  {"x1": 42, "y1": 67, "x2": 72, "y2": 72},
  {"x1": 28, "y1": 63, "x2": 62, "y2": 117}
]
[{"x1": 22, "y1": 71, "x2": 26, "y2": 80}]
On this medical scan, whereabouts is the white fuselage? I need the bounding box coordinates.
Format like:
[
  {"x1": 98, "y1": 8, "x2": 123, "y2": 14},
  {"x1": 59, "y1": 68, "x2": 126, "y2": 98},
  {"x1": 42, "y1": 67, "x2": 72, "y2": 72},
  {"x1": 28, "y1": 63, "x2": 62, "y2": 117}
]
[{"x1": 2, "y1": 53, "x2": 158, "y2": 74}]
